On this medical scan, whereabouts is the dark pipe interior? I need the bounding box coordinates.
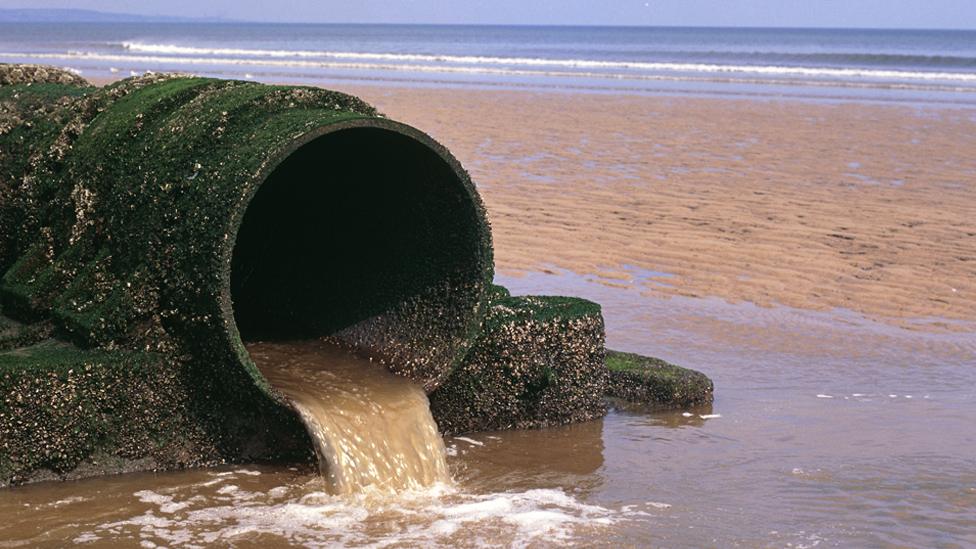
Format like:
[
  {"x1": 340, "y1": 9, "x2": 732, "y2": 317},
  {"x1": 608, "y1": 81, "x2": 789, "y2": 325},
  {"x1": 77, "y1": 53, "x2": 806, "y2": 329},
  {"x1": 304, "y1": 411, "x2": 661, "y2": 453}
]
[{"x1": 231, "y1": 127, "x2": 480, "y2": 341}]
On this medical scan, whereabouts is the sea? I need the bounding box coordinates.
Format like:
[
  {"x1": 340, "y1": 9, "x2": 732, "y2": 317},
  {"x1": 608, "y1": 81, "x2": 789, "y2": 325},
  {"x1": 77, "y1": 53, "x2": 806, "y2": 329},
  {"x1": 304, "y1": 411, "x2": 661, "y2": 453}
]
[{"x1": 1, "y1": 23, "x2": 976, "y2": 104}]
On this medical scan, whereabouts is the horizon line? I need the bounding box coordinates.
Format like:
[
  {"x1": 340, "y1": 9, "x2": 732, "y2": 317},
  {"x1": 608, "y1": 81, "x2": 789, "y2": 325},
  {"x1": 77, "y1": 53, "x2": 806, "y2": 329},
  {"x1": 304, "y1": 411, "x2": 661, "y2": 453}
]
[{"x1": 1, "y1": 8, "x2": 974, "y2": 31}]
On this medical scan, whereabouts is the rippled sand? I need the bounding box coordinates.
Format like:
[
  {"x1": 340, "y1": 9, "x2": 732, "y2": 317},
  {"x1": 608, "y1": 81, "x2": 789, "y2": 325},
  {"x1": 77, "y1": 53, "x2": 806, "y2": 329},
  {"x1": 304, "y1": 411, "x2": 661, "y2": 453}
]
[{"x1": 346, "y1": 86, "x2": 976, "y2": 330}]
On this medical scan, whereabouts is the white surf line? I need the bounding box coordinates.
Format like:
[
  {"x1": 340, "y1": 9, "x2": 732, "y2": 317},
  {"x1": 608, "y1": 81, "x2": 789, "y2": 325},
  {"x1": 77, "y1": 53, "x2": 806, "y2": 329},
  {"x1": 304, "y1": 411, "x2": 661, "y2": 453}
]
[
  {"x1": 453, "y1": 436, "x2": 484, "y2": 446},
  {"x1": 4, "y1": 50, "x2": 976, "y2": 85},
  {"x1": 116, "y1": 42, "x2": 976, "y2": 83},
  {"x1": 5, "y1": 56, "x2": 975, "y2": 98}
]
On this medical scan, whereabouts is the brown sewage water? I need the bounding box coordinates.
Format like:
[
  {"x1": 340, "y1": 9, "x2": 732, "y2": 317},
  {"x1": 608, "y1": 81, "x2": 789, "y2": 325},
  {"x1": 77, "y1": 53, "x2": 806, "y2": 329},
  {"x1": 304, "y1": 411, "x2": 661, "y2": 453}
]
[
  {"x1": 1, "y1": 271, "x2": 974, "y2": 547},
  {"x1": 244, "y1": 340, "x2": 450, "y2": 495}
]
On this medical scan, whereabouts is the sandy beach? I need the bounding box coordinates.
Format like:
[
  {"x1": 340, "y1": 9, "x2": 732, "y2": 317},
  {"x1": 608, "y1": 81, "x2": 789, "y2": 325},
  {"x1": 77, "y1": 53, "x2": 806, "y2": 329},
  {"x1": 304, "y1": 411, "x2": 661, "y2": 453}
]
[{"x1": 331, "y1": 87, "x2": 975, "y2": 330}]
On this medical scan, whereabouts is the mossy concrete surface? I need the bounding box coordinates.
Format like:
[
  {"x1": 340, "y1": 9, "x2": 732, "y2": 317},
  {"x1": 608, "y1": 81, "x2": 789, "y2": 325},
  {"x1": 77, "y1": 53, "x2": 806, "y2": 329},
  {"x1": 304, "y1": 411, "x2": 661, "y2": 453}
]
[
  {"x1": 0, "y1": 64, "x2": 89, "y2": 87},
  {"x1": 430, "y1": 292, "x2": 607, "y2": 435},
  {"x1": 0, "y1": 64, "x2": 492, "y2": 484},
  {"x1": 606, "y1": 350, "x2": 714, "y2": 408},
  {"x1": 1, "y1": 339, "x2": 212, "y2": 485},
  {"x1": 0, "y1": 68, "x2": 491, "y2": 387},
  {"x1": 0, "y1": 303, "x2": 315, "y2": 487},
  {"x1": 0, "y1": 311, "x2": 51, "y2": 351}
]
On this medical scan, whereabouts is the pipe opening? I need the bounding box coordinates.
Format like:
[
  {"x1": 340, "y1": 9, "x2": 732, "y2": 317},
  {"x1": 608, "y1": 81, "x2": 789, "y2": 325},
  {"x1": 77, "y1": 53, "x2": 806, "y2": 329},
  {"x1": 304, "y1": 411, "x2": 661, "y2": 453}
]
[{"x1": 230, "y1": 126, "x2": 485, "y2": 345}]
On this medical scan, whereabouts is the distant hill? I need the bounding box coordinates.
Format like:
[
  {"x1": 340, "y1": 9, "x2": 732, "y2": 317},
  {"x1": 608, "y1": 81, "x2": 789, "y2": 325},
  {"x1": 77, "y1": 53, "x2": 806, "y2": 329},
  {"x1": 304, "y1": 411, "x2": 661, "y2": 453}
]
[{"x1": 0, "y1": 8, "x2": 230, "y2": 23}]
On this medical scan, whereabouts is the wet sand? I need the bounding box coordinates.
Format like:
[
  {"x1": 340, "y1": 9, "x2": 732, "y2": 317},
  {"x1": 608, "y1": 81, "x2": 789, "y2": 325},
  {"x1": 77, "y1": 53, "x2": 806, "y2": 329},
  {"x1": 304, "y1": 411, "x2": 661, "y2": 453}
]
[{"x1": 341, "y1": 86, "x2": 976, "y2": 330}]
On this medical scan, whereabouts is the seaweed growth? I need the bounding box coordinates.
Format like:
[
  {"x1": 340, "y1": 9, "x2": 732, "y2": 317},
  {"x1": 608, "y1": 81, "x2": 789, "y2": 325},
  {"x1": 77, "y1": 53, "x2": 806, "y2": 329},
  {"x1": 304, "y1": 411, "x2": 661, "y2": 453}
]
[
  {"x1": 606, "y1": 350, "x2": 714, "y2": 408},
  {"x1": 0, "y1": 66, "x2": 492, "y2": 484},
  {"x1": 430, "y1": 294, "x2": 607, "y2": 434}
]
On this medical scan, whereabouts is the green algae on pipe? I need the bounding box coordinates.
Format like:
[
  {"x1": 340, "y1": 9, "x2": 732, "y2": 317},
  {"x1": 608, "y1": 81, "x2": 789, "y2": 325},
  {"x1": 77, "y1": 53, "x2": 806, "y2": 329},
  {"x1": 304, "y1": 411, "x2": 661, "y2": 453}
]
[
  {"x1": 0, "y1": 66, "x2": 493, "y2": 484},
  {"x1": 0, "y1": 68, "x2": 493, "y2": 388},
  {"x1": 430, "y1": 293, "x2": 608, "y2": 435},
  {"x1": 606, "y1": 350, "x2": 714, "y2": 409},
  {"x1": 0, "y1": 64, "x2": 89, "y2": 87}
]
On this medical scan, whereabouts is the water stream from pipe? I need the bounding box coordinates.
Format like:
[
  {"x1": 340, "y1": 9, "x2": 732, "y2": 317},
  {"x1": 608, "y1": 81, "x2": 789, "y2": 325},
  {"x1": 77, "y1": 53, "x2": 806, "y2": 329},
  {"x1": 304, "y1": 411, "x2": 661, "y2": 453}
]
[{"x1": 245, "y1": 339, "x2": 450, "y2": 495}]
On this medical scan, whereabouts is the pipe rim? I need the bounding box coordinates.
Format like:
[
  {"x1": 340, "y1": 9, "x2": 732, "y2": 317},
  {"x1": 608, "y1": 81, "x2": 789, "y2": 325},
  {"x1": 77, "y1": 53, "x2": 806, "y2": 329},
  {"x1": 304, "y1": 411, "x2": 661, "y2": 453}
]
[{"x1": 217, "y1": 116, "x2": 493, "y2": 397}]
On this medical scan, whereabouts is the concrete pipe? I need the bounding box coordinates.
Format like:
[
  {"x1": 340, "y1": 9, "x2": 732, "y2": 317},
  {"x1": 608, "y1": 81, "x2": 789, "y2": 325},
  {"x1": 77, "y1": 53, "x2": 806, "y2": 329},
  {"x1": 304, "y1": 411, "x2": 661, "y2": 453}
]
[{"x1": 0, "y1": 66, "x2": 493, "y2": 483}]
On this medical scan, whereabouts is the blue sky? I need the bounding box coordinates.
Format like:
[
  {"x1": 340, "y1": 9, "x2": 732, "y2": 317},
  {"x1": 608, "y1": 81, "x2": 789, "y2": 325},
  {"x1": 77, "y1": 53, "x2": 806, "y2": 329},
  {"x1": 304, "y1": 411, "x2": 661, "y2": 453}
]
[{"x1": 3, "y1": 0, "x2": 975, "y2": 28}]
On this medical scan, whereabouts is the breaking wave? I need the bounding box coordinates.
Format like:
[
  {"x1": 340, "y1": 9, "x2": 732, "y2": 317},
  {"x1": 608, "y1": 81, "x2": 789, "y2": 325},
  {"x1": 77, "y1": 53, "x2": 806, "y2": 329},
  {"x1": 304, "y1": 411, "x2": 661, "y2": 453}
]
[{"x1": 113, "y1": 42, "x2": 976, "y2": 83}]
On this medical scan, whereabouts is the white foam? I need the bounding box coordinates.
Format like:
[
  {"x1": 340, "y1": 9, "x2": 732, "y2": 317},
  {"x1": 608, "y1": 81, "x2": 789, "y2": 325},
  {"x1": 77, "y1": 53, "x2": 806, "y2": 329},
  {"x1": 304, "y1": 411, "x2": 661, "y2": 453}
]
[
  {"x1": 133, "y1": 490, "x2": 199, "y2": 514},
  {"x1": 104, "y1": 511, "x2": 175, "y2": 530},
  {"x1": 681, "y1": 412, "x2": 693, "y2": 417},
  {"x1": 72, "y1": 532, "x2": 101, "y2": 543},
  {"x1": 816, "y1": 394, "x2": 833, "y2": 399},
  {"x1": 699, "y1": 414, "x2": 722, "y2": 419},
  {"x1": 504, "y1": 509, "x2": 575, "y2": 532},
  {"x1": 267, "y1": 486, "x2": 289, "y2": 498},
  {"x1": 49, "y1": 495, "x2": 88, "y2": 507},
  {"x1": 428, "y1": 518, "x2": 460, "y2": 536},
  {"x1": 424, "y1": 488, "x2": 622, "y2": 544},
  {"x1": 100, "y1": 483, "x2": 631, "y2": 547},
  {"x1": 441, "y1": 496, "x2": 513, "y2": 517},
  {"x1": 454, "y1": 436, "x2": 484, "y2": 446}
]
